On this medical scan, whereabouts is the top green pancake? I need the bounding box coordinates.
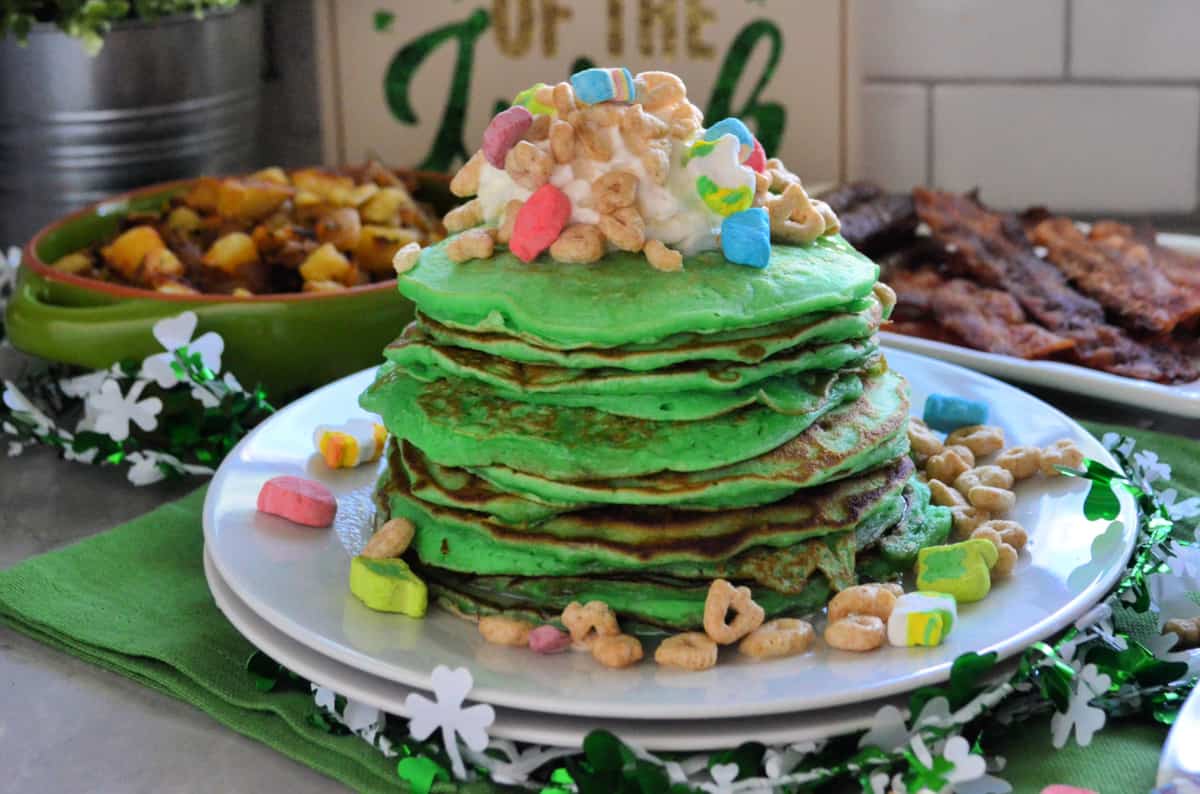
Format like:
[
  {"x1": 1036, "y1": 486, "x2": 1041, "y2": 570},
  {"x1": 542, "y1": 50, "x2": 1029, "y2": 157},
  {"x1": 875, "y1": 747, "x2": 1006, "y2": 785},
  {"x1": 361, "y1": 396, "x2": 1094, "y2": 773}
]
[{"x1": 399, "y1": 235, "x2": 879, "y2": 348}]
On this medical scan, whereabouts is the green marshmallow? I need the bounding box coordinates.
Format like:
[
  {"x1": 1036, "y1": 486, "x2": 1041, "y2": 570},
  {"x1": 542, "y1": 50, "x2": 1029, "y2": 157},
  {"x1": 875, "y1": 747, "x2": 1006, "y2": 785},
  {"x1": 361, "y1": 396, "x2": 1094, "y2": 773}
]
[
  {"x1": 915, "y1": 539, "x2": 999, "y2": 603},
  {"x1": 349, "y1": 556, "x2": 428, "y2": 617}
]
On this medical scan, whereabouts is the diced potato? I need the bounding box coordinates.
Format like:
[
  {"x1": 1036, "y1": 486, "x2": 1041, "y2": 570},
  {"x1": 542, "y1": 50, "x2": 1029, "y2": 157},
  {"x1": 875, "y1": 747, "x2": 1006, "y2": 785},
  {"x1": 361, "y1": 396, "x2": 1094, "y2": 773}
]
[
  {"x1": 363, "y1": 161, "x2": 402, "y2": 187},
  {"x1": 356, "y1": 225, "x2": 421, "y2": 274},
  {"x1": 299, "y1": 242, "x2": 353, "y2": 284},
  {"x1": 360, "y1": 187, "x2": 415, "y2": 225},
  {"x1": 316, "y1": 207, "x2": 363, "y2": 251},
  {"x1": 155, "y1": 281, "x2": 200, "y2": 295},
  {"x1": 183, "y1": 177, "x2": 222, "y2": 212},
  {"x1": 52, "y1": 251, "x2": 94, "y2": 275},
  {"x1": 217, "y1": 178, "x2": 293, "y2": 223},
  {"x1": 144, "y1": 248, "x2": 185, "y2": 280},
  {"x1": 250, "y1": 166, "x2": 290, "y2": 186},
  {"x1": 166, "y1": 206, "x2": 203, "y2": 234},
  {"x1": 232, "y1": 287, "x2": 255, "y2": 297},
  {"x1": 100, "y1": 226, "x2": 166, "y2": 279},
  {"x1": 203, "y1": 232, "x2": 260, "y2": 273},
  {"x1": 291, "y1": 169, "x2": 355, "y2": 200},
  {"x1": 303, "y1": 279, "x2": 347, "y2": 293},
  {"x1": 347, "y1": 183, "x2": 380, "y2": 207},
  {"x1": 294, "y1": 190, "x2": 323, "y2": 208}
]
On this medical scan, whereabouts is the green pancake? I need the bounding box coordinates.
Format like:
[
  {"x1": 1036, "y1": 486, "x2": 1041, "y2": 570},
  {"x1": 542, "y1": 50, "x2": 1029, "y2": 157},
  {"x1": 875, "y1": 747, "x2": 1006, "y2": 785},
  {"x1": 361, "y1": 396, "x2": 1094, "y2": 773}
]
[
  {"x1": 386, "y1": 329, "x2": 878, "y2": 399},
  {"x1": 469, "y1": 367, "x2": 909, "y2": 511},
  {"x1": 399, "y1": 235, "x2": 879, "y2": 348},
  {"x1": 377, "y1": 456, "x2": 914, "y2": 578},
  {"x1": 360, "y1": 362, "x2": 867, "y2": 480},
  {"x1": 413, "y1": 297, "x2": 883, "y2": 371}
]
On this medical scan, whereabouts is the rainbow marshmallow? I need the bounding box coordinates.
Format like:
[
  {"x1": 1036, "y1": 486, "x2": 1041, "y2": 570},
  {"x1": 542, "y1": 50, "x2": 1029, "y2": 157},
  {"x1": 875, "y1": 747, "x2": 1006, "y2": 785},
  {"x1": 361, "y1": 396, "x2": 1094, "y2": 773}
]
[
  {"x1": 570, "y1": 67, "x2": 636, "y2": 105},
  {"x1": 887, "y1": 591, "x2": 957, "y2": 647}
]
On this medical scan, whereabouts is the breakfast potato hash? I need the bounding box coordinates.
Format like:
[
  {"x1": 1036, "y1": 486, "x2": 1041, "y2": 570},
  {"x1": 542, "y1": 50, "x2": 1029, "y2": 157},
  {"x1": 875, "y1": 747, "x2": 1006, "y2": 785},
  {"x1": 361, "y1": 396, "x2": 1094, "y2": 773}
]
[{"x1": 49, "y1": 163, "x2": 446, "y2": 295}]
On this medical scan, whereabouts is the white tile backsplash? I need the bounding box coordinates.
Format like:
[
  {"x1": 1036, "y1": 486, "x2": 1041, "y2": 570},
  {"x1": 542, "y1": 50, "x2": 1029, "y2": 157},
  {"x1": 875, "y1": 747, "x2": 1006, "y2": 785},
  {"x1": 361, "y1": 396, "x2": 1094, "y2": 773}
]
[
  {"x1": 853, "y1": 84, "x2": 928, "y2": 191},
  {"x1": 1072, "y1": 0, "x2": 1200, "y2": 79},
  {"x1": 932, "y1": 84, "x2": 1200, "y2": 212},
  {"x1": 856, "y1": 0, "x2": 1065, "y2": 79}
]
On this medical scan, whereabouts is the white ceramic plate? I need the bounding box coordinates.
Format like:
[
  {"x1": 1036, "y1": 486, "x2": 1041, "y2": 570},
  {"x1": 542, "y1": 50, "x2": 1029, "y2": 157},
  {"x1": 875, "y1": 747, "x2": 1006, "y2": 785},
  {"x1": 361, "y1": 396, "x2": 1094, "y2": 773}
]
[
  {"x1": 1158, "y1": 684, "x2": 1200, "y2": 790},
  {"x1": 881, "y1": 233, "x2": 1200, "y2": 419},
  {"x1": 205, "y1": 546, "x2": 906, "y2": 750},
  {"x1": 203, "y1": 348, "x2": 1137, "y2": 721}
]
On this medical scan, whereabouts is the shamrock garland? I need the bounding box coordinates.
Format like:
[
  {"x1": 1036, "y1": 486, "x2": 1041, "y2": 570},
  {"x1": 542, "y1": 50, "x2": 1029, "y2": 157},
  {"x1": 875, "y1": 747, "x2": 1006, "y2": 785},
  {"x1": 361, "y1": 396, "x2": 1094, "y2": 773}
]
[
  {"x1": 244, "y1": 434, "x2": 1197, "y2": 794},
  {"x1": 2, "y1": 309, "x2": 274, "y2": 485}
]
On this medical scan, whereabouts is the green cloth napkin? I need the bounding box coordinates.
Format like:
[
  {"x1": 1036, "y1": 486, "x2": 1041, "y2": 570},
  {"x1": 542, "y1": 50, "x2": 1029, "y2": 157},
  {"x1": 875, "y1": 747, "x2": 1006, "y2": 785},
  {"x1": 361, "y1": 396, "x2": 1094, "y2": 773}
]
[{"x1": 0, "y1": 422, "x2": 1190, "y2": 793}]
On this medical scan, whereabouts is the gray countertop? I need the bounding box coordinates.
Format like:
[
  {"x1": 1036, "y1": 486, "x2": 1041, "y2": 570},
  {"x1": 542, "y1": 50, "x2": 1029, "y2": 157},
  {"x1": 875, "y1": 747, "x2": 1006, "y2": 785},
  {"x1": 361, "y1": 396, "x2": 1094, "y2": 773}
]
[{"x1": 1, "y1": 350, "x2": 1196, "y2": 793}]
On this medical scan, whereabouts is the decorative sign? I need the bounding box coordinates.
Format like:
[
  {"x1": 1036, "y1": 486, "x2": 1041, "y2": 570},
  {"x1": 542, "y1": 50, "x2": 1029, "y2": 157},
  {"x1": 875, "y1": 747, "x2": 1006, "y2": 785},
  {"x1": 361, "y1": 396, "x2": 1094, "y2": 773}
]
[{"x1": 316, "y1": 0, "x2": 850, "y2": 185}]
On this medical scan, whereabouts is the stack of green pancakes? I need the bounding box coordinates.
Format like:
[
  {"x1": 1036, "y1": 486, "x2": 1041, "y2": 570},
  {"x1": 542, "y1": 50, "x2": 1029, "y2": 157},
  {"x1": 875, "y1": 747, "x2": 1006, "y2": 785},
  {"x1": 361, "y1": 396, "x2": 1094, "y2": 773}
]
[{"x1": 360, "y1": 236, "x2": 952, "y2": 632}]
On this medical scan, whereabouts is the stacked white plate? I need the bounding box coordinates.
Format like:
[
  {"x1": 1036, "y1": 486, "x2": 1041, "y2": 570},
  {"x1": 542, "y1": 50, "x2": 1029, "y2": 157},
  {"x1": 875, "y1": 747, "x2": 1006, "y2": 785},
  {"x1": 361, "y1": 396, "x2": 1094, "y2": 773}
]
[{"x1": 203, "y1": 349, "x2": 1138, "y2": 751}]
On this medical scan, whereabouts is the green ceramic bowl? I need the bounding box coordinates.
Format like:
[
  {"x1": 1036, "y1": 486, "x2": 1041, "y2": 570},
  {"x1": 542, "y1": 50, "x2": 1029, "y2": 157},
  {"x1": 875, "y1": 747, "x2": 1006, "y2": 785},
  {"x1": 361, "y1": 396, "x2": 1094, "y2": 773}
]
[{"x1": 6, "y1": 170, "x2": 454, "y2": 399}]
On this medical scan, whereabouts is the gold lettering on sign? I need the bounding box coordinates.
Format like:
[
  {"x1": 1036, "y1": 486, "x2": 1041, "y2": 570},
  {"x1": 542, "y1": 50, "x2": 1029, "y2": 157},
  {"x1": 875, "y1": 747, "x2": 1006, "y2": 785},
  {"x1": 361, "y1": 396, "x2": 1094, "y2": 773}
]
[
  {"x1": 607, "y1": 0, "x2": 624, "y2": 56},
  {"x1": 639, "y1": 0, "x2": 677, "y2": 57},
  {"x1": 685, "y1": 0, "x2": 714, "y2": 58},
  {"x1": 541, "y1": 0, "x2": 573, "y2": 56},
  {"x1": 493, "y1": 0, "x2": 534, "y2": 56}
]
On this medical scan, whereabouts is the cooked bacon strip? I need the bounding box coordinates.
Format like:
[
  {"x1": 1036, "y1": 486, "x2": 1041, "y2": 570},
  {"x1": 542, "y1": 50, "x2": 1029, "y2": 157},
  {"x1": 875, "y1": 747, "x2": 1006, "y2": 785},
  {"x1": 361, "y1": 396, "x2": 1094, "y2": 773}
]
[
  {"x1": 819, "y1": 182, "x2": 883, "y2": 214},
  {"x1": 914, "y1": 188, "x2": 1197, "y2": 383},
  {"x1": 1029, "y1": 217, "x2": 1200, "y2": 335},
  {"x1": 818, "y1": 182, "x2": 917, "y2": 256},
  {"x1": 1089, "y1": 220, "x2": 1200, "y2": 296},
  {"x1": 888, "y1": 268, "x2": 1073, "y2": 360}
]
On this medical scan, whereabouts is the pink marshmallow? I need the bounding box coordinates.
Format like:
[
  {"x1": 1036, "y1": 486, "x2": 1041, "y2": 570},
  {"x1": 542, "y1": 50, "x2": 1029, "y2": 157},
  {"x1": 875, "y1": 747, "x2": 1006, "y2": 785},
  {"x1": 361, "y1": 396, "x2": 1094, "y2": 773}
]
[
  {"x1": 1040, "y1": 787, "x2": 1098, "y2": 794},
  {"x1": 483, "y1": 106, "x2": 533, "y2": 168},
  {"x1": 744, "y1": 139, "x2": 766, "y2": 173},
  {"x1": 528, "y1": 625, "x2": 571, "y2": 654},
  {"x1": 257, "y1": 475, "x2": 337, "y2": 528},
  {"x1": 509, "y1": 184, "x2": 572, "y2": 262}
]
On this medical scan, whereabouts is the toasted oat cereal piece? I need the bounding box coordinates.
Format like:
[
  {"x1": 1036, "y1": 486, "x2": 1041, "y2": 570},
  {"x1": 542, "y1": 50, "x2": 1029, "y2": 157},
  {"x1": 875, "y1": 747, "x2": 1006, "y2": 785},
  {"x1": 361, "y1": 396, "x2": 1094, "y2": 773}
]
[
  {"x1": 505, "y1": 140, "x2": 553, "y2": 190},
  {"x1": 995, "y1": 446, "x2": 1042, "y2": 480},
  {"x1": 954, "y1": 465, "x2": 1015, "y2": 495},
  {"x1": 443, "y1": 198, "x2": 483, "y2": 232},
  {"x1": 978, "y1": 519, "x2": 1028, "y2": 551},
  {"x1": 739, "y1": 619, "x2": 814, "y2": 659},
  {"x1": 562, "y1": 600, "x2": 620, "y2": 649},
  {"x1": 392, "y1": 242, "x2": 422, "y2": 275},
  {"x1": 362, "y1": 518, "x2": 415, "y2": 559},
  {"x1": 478, "y1": 616, "x2": 534, "y2": 647},
  {"x1": 637, "y1": 70, "x2": 686, "y2": 112},
  {"x1": 824, "y1": 615, "x2": 885, "y2": 652},
  {"x1": 549, "y1": 224, "x2": 606, "y2": 264},
  {"x1": 945, "y1": 425, "x2": 1005, "y2": 457},
  {"x1": 644, "y1": 239, "x2": 683, "y2": 272},
  {"x1": 496, "y1": 199, "x2": 522, "y2": 245},
  {"x1": 703, "y1": 579, "x2": 765, "y2": 645},
  {"x1": 1165, "y1": 617, "x2": 1200, "y2": 649},
  {"x1": 950, "y1": 505, "x2": 991, "y2": 539},
  {"x1": 445, "y1": 228, "x2": 494, "y2": 263},
  {"x1": 907, "y1": 418, "x2": 944, "y2": 464},
  {"x1": 926, "y1": 447, "x2": 973, "y2": 485},
  {"x1": 549, "y1": 119, "x2": 575, "y2": 164},
  {"x1": 827, "y1": 583, "x2": 899, "y2": 623},
  {"x1": 968, "y1": 485, "x2": 1015, "y2": 513},
  {"x1": 969, "y1": 525, "x2": 1018, "y2": 578},
  {"x1": 655, "y1": 632, "x2": 719, "y2": 671},
  {"x1": 450, "y1": 151, "x2": 484, "y2": 197},
  {"x1": 928, "y1": 479, "x2": 967, "y2": 508},
  {"x1": 592, "y1": 634, "x2": 643, "y2": 668},
  {"x1": 598, "y1": 206, "x2": 646, "y2": 252},
  {"x1": 552, "y1": 81, "x2": 577, "y2": 116},
  {"x1": 1040, "y1": 439, "x2": 1085, "y2": 476},
  {"x1": 591, "y1": 170, "x2": 638, "y2": 214},
  {"x1": 525, "y1": 113, "x2": 551, "y2": 142}
]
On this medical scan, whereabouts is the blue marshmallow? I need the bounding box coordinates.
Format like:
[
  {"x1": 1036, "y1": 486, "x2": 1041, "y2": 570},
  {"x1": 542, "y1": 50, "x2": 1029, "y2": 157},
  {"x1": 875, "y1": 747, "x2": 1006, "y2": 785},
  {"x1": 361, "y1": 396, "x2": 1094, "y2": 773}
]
[
  {"x1": 721, "y1": 207, "x2": 771, "y2": 269},
  {"x1": 570, "y1": 67, "x2": 635, "y2": 105},
  {"x1": 704, "y1": 117, "x2": 755, "y2": 148},
  {"x1": 922, "y1": 393, "x2": 990, "y2": 433}
]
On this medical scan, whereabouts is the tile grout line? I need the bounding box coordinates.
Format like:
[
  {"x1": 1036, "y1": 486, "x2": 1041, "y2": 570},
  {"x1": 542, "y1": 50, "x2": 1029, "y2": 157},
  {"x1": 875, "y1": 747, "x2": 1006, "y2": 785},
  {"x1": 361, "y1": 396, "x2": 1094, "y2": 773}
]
[{"x1": 1063, "y1": 0, "x2": 1073, "y2": 78}]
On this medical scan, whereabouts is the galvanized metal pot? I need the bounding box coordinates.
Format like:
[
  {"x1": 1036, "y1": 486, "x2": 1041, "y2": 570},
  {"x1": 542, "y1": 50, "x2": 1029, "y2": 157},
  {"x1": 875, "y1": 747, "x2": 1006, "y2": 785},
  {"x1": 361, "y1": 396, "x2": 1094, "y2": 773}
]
[{"x1": 0, "y1": 5, "x2": 263, "y2": 245}]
